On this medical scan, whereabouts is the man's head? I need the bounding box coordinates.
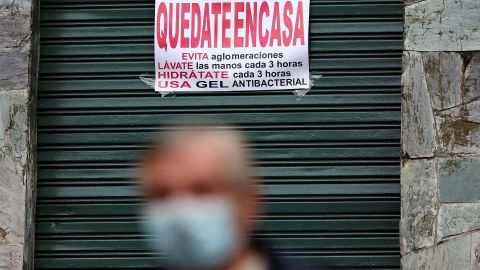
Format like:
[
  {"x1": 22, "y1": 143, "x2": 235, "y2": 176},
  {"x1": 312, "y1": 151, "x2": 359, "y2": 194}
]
[{"x1": 139, "y1": 125, "x2": 259, "y2": 269}]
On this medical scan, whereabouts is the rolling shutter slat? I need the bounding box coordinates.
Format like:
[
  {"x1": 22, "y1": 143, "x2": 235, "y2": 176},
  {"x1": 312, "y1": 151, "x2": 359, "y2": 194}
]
[{"x1": 36, "y1": 0, "x2": 402, "y2": 269}]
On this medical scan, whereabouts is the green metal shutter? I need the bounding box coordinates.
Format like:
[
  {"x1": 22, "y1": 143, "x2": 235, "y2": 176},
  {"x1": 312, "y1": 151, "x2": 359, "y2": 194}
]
[{"x1": 35, "y1": 0, "x2": 403, "y2": 269}]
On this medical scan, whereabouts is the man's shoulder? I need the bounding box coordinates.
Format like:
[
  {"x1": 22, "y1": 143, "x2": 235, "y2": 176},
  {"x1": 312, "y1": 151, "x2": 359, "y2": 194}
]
[
  {"x1": 268, "y1": 254, "x2": 334, "y2": 270},
  {"x1": 255, "y1": 240, "x2": 334, "y2": 270}
]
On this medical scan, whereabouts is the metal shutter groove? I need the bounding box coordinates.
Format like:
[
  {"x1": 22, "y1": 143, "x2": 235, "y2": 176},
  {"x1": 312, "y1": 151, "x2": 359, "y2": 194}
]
[{"x1": 36, "y1": 0, "x2": 402, "y2": 269}]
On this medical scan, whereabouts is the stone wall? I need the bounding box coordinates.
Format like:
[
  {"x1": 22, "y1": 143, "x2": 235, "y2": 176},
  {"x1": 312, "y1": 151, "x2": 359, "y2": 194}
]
[
  {"x1": 0, "y1": 0, "x2": 38, "y2": 269},
  {"x1": 401, "y1": 0, "x2": 480, "y2": 269}
]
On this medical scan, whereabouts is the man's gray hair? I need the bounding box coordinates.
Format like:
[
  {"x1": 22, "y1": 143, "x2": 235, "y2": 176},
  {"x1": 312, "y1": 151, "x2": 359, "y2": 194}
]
[{"x1": 144, "y1": 124, "x2": 253, "y2": 191}]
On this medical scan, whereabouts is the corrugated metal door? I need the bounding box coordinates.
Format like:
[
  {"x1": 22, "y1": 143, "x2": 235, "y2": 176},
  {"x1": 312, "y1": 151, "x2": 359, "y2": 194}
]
[{"x1": 35, "y1": 0, "x2": 403, "y2": 269}]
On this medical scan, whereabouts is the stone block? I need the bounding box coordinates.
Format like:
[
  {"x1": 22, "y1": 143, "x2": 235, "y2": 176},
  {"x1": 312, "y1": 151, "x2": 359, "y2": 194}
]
[
  {"x1": 402, "y1": 232, "x2": 480, "y2": 270},
  {"x1": 473, "y1": 240, "x2": 480, "y2": 269},
  {"x1": 405, "y1": 0, "x2": 480, "y2": 51},
  {"x1": 401, "y1": 159, "x2": 438, "y2": 254},
  {"x1": 422, "y1": 52, "x2": 463, "y2": 111},
  {"x1": 439, "y1": 157, "x2": 480, "y2": 202},
  {"x1": 0, "y1": 10, "x2": 31, "y2": 50},
  {"x1": 465, "y1": 101, "x2": 480, "y2": 124},
  {"x1": 0, "y1": 8, "x2": 32, "y2": 91},
  {"x1": 0, "y1": 0, "x2": 32, "y2": 11},
  {"x1": 0, "y1": 90, "x2": 30, "y2": 165},
  {"x1": 402, "y1": 51, "x2": 436, "y2": 158},
  {"x1": 0, "y1": 50, "x2": 30, "y2": 91},
  {"x1": 0, "y1": 157, "x2": 25, "y2": 245},
  {"x1": 464, "y1": 53, "x2": 480, "y2": 104},
  {"x1": 0, "y1": 244, "x2": 22, "y2": 270},
  {"x1": 437, "y1": 203, "x2": 480, "y2": 241},
  {"x1": 405, "y1": 0, "x2": 425, "y2": 6},
  {"x1": 436, "y1": 116, "x2": 480, "y2": 155},
  {"x1": 0, "y1": 90, "x2": 30, "y2": 246}
]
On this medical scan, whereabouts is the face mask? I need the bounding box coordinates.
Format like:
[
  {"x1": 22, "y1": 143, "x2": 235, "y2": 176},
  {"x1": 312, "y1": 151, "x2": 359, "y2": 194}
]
[{"x1": 143, "y1": 196, "x2": 239, "y2": 270}]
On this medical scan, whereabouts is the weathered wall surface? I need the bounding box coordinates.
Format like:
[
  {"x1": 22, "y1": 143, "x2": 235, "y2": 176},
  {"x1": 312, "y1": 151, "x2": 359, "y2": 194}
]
[
  {"x1": 0, "y1": 0, "x2": 38, "y2": 269},
  {"x1": 402, "y1": 0, "x2": 480, "y2": 269}
]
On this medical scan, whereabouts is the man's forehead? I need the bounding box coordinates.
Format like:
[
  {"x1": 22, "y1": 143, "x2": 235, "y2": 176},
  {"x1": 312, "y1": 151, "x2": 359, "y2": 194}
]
[{"x1": 143, "y1": 139, "x2": 230, "y2": 177}]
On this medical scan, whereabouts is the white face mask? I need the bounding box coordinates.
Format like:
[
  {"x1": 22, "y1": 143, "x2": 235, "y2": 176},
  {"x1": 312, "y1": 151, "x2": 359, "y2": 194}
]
[{"x1": 143, "y1": 196, "x2": 239, "y2": 270}]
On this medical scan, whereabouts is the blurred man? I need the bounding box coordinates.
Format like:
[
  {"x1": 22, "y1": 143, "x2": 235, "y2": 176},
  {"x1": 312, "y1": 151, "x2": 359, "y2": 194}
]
[{"x1": 139, "y1": 125, "x2": 321, "y2": 270}]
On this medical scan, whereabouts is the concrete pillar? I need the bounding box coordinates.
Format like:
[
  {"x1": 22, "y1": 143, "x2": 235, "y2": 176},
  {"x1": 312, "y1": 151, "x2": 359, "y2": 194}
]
[
  {"x1": 401, "y1": 0, "x2": 480, "y2": 269},
  {"x1": 0, "y1": 0, "x2": 38, "y2": 269}
]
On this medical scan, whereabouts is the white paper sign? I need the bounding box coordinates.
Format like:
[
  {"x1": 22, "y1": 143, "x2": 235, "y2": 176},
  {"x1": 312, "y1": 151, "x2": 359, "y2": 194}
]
[{"x1": 154, "y1": 0, "x2": 310, "y2": 92}]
